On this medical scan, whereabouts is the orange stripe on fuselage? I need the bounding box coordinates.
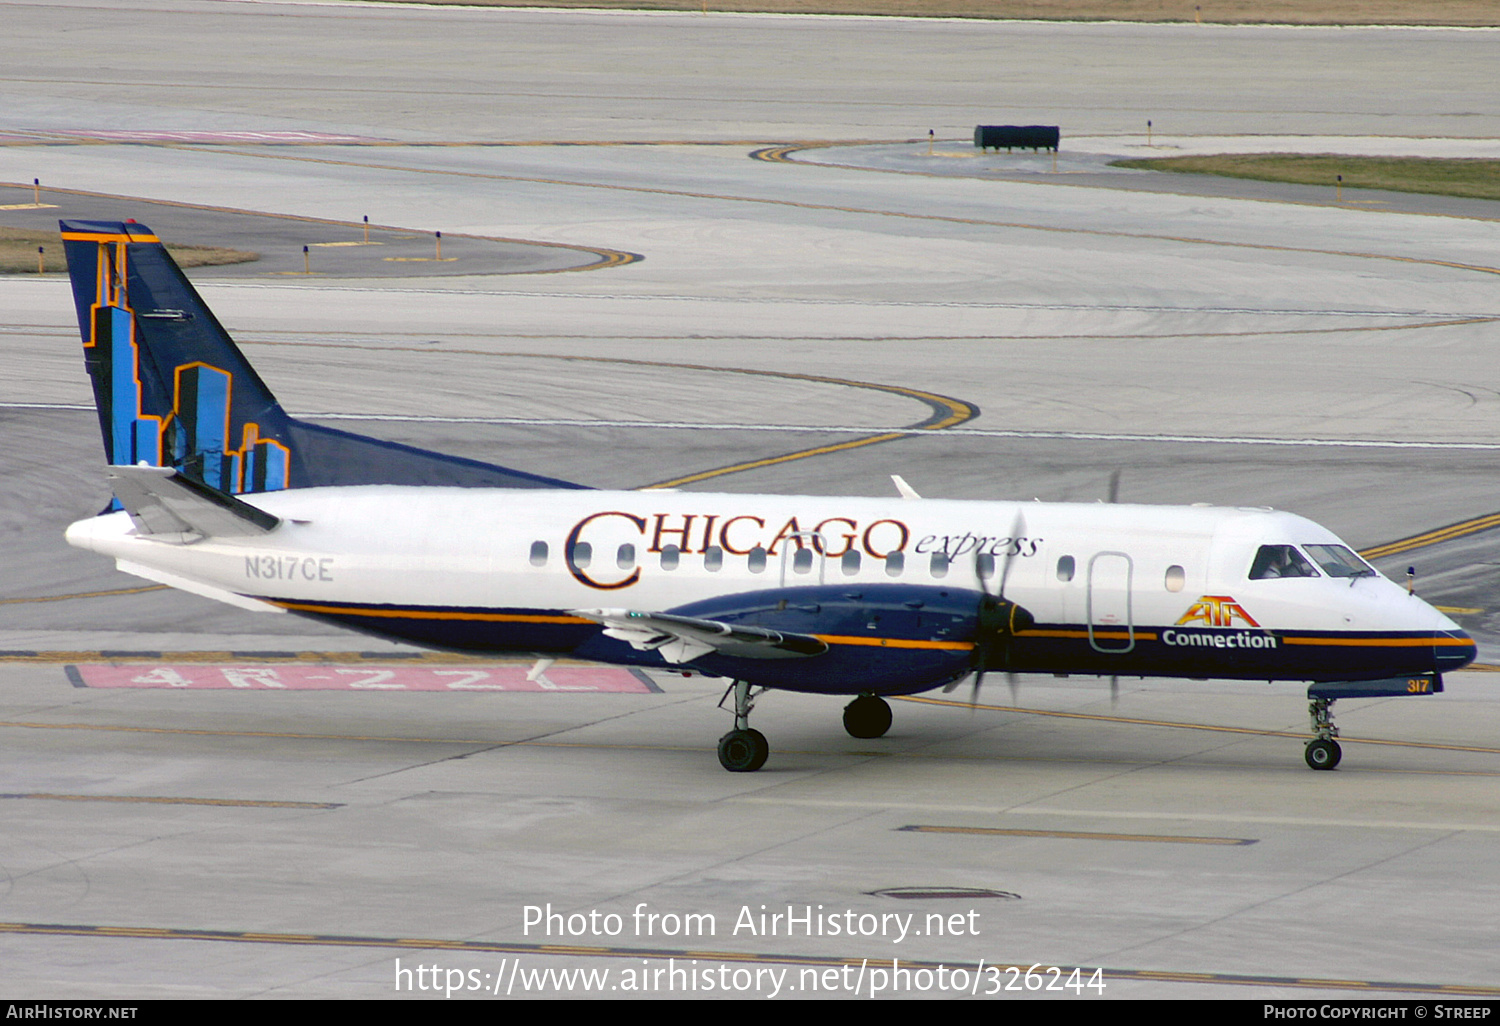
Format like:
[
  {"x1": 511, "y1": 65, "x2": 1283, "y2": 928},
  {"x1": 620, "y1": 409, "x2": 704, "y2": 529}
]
[
  {"x1": 1281, "y1": 636, "x2": 1475, "y2": 648},
  {"x1": 268, "y1": 601, "x2": 591, "y2": 625},
  {"x1": 1018, "y1": 629, "x2": 1158, "y2": 641},
  {"x1": 814, "y1": 635, "x2": 972, "y2": 651}
]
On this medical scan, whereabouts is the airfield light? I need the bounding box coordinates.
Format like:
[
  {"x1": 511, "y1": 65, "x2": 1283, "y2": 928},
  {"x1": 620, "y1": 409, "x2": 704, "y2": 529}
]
[
  {"x1": 363, "y1": 215, "x2": 369, "y2": 244},
  {"x1": 303, "y1": 244, "x2": 310, "y2": 275},
  {"x1": 1337, "y1": 174, "x2": 1343, "y2": 202},
  {"x1": 436, "y1": 231, "x2": 442, "y2": 261},
  {"x1": 1147, "y1": 120, "x2": 1152, "y2": 147},
  {"x1": 33, "y1": 178, "x2": 40, "y2": 204},
  {"x1": 37, "y1": 246, "x2": 44, "y2": 275}
]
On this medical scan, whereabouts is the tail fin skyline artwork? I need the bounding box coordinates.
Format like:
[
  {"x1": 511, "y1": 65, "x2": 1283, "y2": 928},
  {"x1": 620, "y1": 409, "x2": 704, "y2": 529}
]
[{"x1": 60, "y1": 218, "x2": 583, "y2": 495}]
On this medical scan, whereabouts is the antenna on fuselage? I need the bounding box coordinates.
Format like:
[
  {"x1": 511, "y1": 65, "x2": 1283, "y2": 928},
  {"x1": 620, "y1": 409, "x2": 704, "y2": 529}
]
[{"x1": 891, "y1": 475, "x2": 921, "y2": 500}]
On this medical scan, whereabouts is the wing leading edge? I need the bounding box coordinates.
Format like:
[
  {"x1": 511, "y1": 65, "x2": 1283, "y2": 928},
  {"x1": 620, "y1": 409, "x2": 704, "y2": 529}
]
[{"x1": 571, "y1": 608, "x2": 829, "y2": 664}]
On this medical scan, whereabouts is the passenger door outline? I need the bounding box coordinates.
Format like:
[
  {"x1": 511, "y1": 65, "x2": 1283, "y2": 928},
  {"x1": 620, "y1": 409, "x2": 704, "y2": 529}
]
[{"x1": 1087, "y1": 551, "x2": 1135, "y2": 654}]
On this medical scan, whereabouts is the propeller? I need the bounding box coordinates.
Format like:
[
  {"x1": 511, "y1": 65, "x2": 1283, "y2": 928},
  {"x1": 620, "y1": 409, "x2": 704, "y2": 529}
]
[{"x1": 945, "y1": 507, "x2": 1034, "y2": 706}]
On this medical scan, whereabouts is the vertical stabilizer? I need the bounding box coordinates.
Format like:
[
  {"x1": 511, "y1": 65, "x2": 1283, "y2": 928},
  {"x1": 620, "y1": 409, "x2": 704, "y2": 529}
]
[
  {"x1": 60, "y1": 219, "x2": 585, "y2": 494},
  {"x1": 62, "y1": 219, "x2": 292, "y2": 495}
]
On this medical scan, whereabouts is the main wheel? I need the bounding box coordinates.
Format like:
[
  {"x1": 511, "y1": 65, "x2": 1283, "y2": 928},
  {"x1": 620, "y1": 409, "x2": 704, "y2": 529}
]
[
  {"x1": 843, "y1": 695, "x2": 893, "y2": 739},
  {"x1": 718, "y1": 728, "x2": 769, "y2": 772},
  {"x1": 1305, "y1": 738, "x2": 1342, "y2": 771}
]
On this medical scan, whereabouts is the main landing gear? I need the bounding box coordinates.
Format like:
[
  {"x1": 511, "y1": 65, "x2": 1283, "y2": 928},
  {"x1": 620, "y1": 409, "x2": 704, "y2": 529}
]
[
  {"x1": 843, "y1": 693, "x2": 893, "y2": 739},
  {"x1": 1305, "y1": 696, "x2": 1342, "y2": 771},
  {"x1": 715, "y1": 686, "x2": 897, "y2": 772},
  {"x1": 718, "y1": 680, "x2": 769, "y2": 772}
]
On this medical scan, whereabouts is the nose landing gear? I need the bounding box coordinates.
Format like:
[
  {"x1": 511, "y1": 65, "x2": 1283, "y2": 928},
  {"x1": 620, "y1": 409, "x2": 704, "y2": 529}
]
[
  {"x1": 1305, "y1": 696, "x2": 1342, "y2": 771},
  {"x1": 1302, "y1": 674, "x2": 1444, "y2": 770}
]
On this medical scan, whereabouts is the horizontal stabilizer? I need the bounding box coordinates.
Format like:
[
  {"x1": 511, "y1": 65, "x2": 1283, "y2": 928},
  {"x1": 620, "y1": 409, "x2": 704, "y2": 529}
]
[
  {"x1": 114, "y1": 559, "x2": 284, "y2": 613},
  {"x1": 573, "y1": 608, "x2": 828, "y2": 664},
  {"x1": 107, "y1": 464, "x2": 280, "y2": 539}
]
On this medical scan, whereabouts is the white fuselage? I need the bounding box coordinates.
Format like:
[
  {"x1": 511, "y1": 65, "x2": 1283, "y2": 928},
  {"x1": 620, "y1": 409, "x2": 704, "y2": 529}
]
[{"x1": 67, "y1": 486, "x2": 1461, "y2": 641}]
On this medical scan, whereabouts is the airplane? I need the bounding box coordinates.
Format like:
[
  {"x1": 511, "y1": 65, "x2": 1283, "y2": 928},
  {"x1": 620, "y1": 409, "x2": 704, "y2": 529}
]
[{"x1": 56, "y1": 218, "x2": 1477, "y2": 772}]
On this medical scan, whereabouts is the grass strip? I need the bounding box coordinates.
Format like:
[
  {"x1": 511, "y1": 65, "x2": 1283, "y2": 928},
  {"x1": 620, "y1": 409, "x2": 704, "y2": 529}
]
[
  {"x1": 353, "y1": 0, "x2": 1500, "y2": 26},
  {"x1": 1111, "y1": 154, "x2": 1500, "y2": 202},
  {"x1": 0, "y1": 227, "x2": 258, "y2": 275}
]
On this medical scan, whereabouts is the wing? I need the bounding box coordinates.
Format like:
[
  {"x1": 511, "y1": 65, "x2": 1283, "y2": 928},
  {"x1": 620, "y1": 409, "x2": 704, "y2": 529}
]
[{"x1": 571, "y1": 608, "x2": 828, "y2": 665}]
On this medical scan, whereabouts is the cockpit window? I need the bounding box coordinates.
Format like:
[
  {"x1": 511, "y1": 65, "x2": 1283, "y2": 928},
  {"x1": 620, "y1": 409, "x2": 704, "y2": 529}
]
[
  {"x1": 1249, "y1": 544, "x2": 1319, "y2": 580},
  {"x1": 1304, "y1": 544, "x2": 1376, "y2": 579}
]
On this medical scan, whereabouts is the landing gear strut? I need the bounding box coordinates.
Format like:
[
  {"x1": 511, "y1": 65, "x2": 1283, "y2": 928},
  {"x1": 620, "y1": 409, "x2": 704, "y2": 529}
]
[
  {"x1": 843, "y1": 693, "x2": 893, "y2": 739},
  {"x1": 718, "y1": 680, "x2": 769, "y2": 772},
  {"x1": 1305, "y1": 696, "x2": 1343, "y2": 771}
]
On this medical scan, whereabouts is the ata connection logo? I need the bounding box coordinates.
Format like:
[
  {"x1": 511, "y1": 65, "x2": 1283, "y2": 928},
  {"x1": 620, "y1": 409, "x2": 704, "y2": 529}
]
[{"x1": 1176, "y1": 595, "x2": 1261, "y2": 629}]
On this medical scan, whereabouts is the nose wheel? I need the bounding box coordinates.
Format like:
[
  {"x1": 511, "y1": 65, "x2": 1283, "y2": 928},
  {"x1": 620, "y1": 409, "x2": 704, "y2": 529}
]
[
  {"x1": 1305, "y1": 697, "x2": 1342, "y2": 771},
  {"x1": 1305, "y1": 737, "x2": 1342, "y2": 770}
]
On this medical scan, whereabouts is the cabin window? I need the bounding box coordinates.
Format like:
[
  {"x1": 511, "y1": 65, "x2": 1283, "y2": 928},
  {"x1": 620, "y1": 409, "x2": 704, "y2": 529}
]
[
  {"x1": 660, "y1": 544, "x2": 680, "y2": 570},
  {"x1": 529, "y1": 541, "x2": 548, "y2": 567},
  {"x1": 1164, "y1": 564, "x2": 1185, "y2": 592},
  {"x1": 884, "y1": 551, "x2": 905, "y2": 578},
  {"x1": 975, "y1": 552, "x2": 995, "y2": 580},
  {"x1": 748, "y1": 546, "x2": 767, "y2": 573},
  {"x1": 704, "y1": 545, "x2": 724, "y2": 572},
  {"x1": 1304, "y1": 544, "x2": 1376, "y2": 579},
  {"x1": 1056, "y1": 555, "x2": 1075, "y2": 582},
  {"x1": 617, "y1": 544, "x2": 636, "y2": 569},
  {"x1": 1249, "y1": 544, "x2": 1318, "y2": 580},
  {"x1": 841, "y1": 550, "x2": 861, "y2": 576},
  {"x1": 792, "y1": 548, "x2": 814, "y2": 574},
  {"x1": 929, "y1": 552, "x2": 949, "y2": 578},
  {"x1": 568, "y1": 542, "x2": 592, "y2": 569}
]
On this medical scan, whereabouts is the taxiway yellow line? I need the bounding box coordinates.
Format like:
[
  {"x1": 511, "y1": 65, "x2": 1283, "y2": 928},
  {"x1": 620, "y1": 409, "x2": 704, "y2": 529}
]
[
  {"x1": 898, "y1": 824, "x2": 1254, "y2": 845},
  {"x1": 645, "y1": 431, "x2": 910, "y2": 489},
  {"x1": 0, "y1": 793, "x2": 339, "y2": 809},
  {"x1": 0, "y1": 719, "x2": 495, "y2": 745},
  {"x1": 0, "y1": 585, "x2": 167, "y2": 605},
  {"x1": 9, "y1": 700, "x2": 1500, "y2": 766},
  {"x1": 0, "y1": 179, "x2": 637, "y2": 271},
  {"x1": 1360, "y1": 511, "x2": 1500, "y2": 558}
]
